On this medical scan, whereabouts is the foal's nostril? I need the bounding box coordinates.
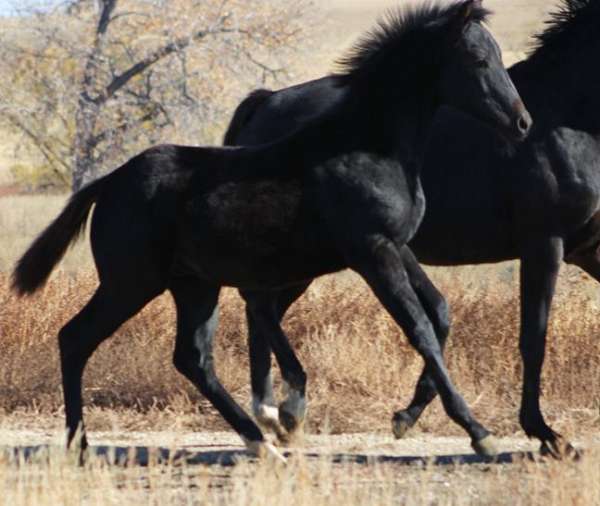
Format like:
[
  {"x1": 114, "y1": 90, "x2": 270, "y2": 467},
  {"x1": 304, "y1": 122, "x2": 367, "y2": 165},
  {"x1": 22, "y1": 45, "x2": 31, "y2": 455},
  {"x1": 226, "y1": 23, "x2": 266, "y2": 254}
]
[{"x1": 516, "y1": 112, "x2": 532, "y2": 137}]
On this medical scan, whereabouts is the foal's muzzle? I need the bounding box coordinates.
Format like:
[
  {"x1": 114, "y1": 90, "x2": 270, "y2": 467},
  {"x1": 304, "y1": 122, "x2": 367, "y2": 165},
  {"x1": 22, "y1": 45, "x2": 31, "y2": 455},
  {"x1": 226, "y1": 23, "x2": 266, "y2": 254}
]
[{"x1": 509, "y1": 100, "x2": 532, "y2": 142}]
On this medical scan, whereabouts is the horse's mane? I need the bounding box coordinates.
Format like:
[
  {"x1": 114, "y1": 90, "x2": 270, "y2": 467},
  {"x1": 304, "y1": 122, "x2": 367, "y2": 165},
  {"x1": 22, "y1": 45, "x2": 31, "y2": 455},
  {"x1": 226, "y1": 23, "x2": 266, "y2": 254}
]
[
  {"x1": 530, "y1": 0, "x2": 600, "y2": 58},
  {"x1": 334, "y1": 1, "x2": 490, "y2": 82}
]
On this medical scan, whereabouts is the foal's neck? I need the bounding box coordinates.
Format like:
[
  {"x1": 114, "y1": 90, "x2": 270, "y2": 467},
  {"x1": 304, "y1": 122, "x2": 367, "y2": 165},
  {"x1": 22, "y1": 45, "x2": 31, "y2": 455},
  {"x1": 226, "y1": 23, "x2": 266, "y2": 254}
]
[{"x1": 353, "y1": 76, "x2": 440, "y2": 171}]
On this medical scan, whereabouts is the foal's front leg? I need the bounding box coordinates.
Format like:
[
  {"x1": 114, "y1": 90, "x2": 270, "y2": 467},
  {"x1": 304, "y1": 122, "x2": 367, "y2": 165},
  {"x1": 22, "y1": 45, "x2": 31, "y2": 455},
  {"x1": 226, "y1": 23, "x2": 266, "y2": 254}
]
[
  {"x1": 354, "y1": 240, "x2": 496, "y2": 455},
  {"x1": 392, "y1": 247, "x2": 451, "y2": 439}
]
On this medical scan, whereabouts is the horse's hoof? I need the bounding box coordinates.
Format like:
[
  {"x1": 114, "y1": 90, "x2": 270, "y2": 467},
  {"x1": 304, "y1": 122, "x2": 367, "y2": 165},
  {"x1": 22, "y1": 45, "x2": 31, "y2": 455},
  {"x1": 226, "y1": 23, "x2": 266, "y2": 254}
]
[
  {"x1": 471, "y1": 435, "x2": 498, "y2": 457},
  {"x1": 245, "y1": 440, "x2": 287, "y2": 464},
  {"x1": 540, "y1": 438, "x2": 579, "y2": 460},
  {"x1": 392, "y1": 411, "x2": 413, "y2": 439}
]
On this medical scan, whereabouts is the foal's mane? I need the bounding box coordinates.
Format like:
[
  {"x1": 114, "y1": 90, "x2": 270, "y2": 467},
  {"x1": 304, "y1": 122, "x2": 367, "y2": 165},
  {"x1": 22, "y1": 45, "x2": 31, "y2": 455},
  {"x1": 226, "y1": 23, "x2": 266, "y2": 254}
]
[
  {"x1": 334, "y1": 0, "x2": 490, "y2": 82},
  {"x1": 530, "y1": 0, "x2": 600, "y2": 58}
]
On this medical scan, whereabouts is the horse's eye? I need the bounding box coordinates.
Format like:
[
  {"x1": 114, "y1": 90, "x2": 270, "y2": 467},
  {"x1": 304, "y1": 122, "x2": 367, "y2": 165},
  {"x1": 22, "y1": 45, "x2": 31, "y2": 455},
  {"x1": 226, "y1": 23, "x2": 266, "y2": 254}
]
[{"x1": 475, "y1": 59, "x2": 489, "y2": 69}]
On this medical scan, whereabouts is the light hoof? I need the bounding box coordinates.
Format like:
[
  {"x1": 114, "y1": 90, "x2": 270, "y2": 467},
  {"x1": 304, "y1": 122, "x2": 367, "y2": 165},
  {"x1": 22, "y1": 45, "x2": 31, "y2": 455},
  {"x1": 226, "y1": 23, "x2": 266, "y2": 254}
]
[
  {"x1": 471, "y1": 435, "x2": 498, "y2": 457},
  {"x1": 245, "y1": 440, "x2": 287, "y2": 464}
]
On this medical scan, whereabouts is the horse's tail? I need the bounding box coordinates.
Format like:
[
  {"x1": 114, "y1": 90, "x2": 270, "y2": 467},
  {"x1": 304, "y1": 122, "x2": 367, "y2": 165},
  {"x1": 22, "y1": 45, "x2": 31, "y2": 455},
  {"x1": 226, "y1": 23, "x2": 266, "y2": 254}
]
[
  {"x1": 12, "y1": 176, "x2": 107, "y2": 296},
  {"x1": 223, "y1": 88, "x2": 273, "y2": 146}
]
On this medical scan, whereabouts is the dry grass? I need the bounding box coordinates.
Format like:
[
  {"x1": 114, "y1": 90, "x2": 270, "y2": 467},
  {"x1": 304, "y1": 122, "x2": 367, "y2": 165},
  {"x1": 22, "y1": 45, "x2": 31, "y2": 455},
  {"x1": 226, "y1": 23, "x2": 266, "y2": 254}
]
[{"x1": 1, "y1": 241, "x2": 599, "y2": 438}]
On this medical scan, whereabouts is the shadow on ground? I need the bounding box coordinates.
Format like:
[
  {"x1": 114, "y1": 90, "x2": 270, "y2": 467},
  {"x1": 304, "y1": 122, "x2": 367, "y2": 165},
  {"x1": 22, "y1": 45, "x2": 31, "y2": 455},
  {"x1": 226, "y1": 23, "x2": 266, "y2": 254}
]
[{"x1": 2, "y1": 444, "x2": 546, "y2": 467}]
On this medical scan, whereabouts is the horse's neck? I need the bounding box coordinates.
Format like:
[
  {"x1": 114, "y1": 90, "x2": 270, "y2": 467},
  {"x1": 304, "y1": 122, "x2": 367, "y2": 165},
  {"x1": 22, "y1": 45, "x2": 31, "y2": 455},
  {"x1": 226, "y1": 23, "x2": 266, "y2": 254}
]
[{"x1": 513, "y1": 48, "x2": 600, "y2": 130}]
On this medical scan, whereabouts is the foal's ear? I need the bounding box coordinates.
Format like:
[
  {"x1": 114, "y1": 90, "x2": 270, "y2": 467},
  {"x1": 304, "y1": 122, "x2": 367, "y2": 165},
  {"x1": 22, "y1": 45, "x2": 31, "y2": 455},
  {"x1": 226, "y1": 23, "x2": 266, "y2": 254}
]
[{"x1": 447, "y1": 0, "x2": 482, "y2": 41}]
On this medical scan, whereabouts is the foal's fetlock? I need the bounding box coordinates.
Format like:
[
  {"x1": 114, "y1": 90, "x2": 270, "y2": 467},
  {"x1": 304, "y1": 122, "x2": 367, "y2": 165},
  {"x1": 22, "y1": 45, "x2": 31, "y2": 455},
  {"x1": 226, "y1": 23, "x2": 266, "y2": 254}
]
[
  {"x1": 471, "y1": 434, "x2": 498, "y2": 457},
  {"x1": 252, "y1": 401, "x2": 289, "y2": 442},
  {"x1": 392, "y1": 410, "x2": 414, "y2": 439}
]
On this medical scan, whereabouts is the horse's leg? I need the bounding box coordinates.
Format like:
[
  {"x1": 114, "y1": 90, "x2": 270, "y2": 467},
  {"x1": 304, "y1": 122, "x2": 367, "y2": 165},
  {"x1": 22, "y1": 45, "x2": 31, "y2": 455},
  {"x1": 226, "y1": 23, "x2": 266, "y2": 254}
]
[
  {"x1": 243, "y1": 288, "x2": 308, "y2": 440},
  {"x1": 519, "y1": 237, "x2": 569, "y2": 456},
  {"x1": 170, "y1": 277, "x2": 284, "y2": 461},
  {"x1": 242, "y1": 282, "x2": 310, "y2": 441},
  {"x1": 392, "y1": 247, "x2": 450, "y2": 439},
  {"x1": 355, "y1": 242, "x2": 494, "y2": 455},
  {"x1": 59, "y1": 281, "x2": 161, "y2": 458}
]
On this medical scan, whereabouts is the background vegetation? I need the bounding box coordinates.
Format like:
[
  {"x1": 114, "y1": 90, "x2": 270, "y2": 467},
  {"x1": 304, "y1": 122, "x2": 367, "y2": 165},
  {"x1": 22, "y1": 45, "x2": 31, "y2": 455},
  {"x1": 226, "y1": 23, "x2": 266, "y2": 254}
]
[{"x1": 0, "y1": 0, "x2": 314, "y2": 190}]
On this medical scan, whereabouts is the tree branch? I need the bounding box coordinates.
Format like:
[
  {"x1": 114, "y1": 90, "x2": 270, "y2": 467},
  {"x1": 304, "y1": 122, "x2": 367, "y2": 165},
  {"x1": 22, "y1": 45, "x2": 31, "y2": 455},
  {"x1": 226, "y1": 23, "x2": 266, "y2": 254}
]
[
  {"x1": 5, "y1": 114, "x2": 70, "y2": 186},
  {"x1": 100, "y1": 14, "x2": 234, "y2": 103}
]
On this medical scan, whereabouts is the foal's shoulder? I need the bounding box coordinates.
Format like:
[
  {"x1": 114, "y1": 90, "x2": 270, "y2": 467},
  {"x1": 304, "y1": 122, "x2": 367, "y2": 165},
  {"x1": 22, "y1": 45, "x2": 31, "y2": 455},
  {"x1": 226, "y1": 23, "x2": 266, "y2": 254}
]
[{"x1": 319, "y1": 151, "x2": 401, "y2": 179}]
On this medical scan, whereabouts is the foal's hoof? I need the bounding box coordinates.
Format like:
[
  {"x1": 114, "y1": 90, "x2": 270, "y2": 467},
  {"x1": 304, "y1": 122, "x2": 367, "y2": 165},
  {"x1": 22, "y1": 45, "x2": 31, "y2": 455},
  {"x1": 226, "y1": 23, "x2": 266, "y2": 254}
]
[
  {"x1": 540, "y1": 437, "x2": 580, "y2": 460},
  {"x1": 254, "y1": 403, "x2": 289, "y2": 443},
  {"x1": 278, "y1": 411, "x2": 305, "y2": 446},
  {"x1": 245, "y1": 440, "x2": 287, "y2": 464},
  {"x1": 471, "y1": 435, "x2": 498, "y2": 457},
  {"x1": 392, "y1": 411, "x2": 413, "y2": 439},
  {"x1": 278, "y1": 395, "x2": 306, "y2": 442}
]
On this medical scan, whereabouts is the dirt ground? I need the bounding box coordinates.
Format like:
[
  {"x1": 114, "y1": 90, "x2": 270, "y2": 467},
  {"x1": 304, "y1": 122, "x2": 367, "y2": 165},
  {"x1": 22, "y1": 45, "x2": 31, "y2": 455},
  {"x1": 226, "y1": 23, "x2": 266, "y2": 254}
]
[{"x1": 1, "y1": 427, "x2": 598, "y2": 465}]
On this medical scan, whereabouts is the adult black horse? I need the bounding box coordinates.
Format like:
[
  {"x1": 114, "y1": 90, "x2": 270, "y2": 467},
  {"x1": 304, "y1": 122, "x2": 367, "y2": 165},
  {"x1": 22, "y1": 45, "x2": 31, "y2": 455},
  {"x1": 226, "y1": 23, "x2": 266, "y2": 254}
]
[
  {"x1": 224, "y1": 0, "x2": 597, "y2": 456},
  {"x1": 13, "y1": 0, "x2": 529, "y2": 461}
]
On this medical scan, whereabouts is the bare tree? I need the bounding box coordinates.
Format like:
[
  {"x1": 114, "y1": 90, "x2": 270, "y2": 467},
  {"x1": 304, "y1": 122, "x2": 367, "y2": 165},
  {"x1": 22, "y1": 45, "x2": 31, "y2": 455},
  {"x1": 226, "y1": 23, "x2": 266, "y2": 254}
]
[{"x1": 0, "y1": 0, "x2": 312, "y2": 191}]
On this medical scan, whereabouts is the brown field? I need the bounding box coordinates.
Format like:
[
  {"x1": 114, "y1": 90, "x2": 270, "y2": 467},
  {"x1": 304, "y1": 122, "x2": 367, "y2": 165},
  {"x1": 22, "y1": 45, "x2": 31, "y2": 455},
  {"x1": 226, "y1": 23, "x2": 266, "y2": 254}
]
[{"x1": 2, "y1": 1, "x2": 600, "y2": 504}]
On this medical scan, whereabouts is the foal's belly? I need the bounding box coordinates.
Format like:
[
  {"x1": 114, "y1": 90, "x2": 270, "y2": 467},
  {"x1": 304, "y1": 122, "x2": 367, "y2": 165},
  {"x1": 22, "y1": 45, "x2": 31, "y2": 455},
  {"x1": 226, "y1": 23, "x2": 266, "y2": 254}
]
[{"x1": 173, "y1": 179, "x2": 344, "y2": 288}]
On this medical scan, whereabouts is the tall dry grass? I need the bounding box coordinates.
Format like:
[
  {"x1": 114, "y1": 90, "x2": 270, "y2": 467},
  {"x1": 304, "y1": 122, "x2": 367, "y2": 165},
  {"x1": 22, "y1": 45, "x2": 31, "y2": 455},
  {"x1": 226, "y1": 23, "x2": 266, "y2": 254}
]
[{"x1": 1, "y1": 262, "x2": 599, "y2": 437}]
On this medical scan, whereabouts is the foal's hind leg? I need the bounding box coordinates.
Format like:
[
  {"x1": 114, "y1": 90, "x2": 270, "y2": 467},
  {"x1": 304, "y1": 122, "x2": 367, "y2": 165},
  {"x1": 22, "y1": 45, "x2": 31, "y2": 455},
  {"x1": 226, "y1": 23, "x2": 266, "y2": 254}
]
[
  {"x1": 59, "y1": 282, "x2": 161, "y2": 456},
  {"x1": 355, "y1": 242, "x2": 495, "y2": 456},
  {"x1": 242, "y1": 286, "x2": 309, "y2": 442},
  {"x1": 392, "y1": 247, "x2": 450, "y2": 439},
  {"x1": 171, "y1": 277, "x2": 285, "y2": 461}
]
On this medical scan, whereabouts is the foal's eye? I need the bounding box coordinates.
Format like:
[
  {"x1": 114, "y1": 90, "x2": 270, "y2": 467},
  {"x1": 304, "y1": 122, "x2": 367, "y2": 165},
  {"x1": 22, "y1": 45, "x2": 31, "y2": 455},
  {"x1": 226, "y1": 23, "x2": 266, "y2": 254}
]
[{"x1": 475, "y1": 59, "x2": 489, "y2": 69}]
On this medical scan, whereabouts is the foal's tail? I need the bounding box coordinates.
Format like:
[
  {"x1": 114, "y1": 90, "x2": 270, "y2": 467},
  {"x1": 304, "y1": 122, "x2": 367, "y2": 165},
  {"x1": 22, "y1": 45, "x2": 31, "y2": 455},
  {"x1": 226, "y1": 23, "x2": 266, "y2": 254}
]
[
  {"x1": 12, "y1": 176, "x2": 107, "y2": 296},
  {"x1": 223, "y1": 88, "x2": 273, "y2": 146}
]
